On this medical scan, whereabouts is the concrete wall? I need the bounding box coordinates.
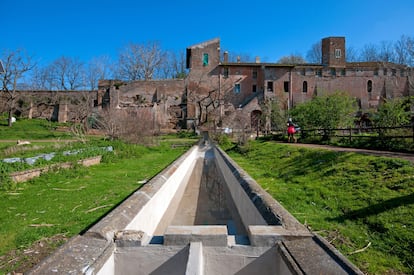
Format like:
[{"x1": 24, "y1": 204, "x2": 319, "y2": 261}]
[
  {"x1": 213, "y1": 146, "x2": 268, "y2": 227},
  {"x1": 29, "y1": 140, "x2": 364, "y2": 275}
]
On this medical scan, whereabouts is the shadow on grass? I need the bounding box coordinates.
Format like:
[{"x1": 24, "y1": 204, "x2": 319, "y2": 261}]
[
  {"x1": 281, "y1": 148, "x2": 355, "y2": 178},
  {"x1": 328, "y1": 193, "x2": 414, "y2": 222}
]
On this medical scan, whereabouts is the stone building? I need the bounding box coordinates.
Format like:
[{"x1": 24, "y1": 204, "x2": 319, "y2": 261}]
[
  {"x1": 4, "y1": 36, "x2": 412, "y2": 133},
  {"x1": 187, "y1": 37, "x2": 414, "y2": 133}
]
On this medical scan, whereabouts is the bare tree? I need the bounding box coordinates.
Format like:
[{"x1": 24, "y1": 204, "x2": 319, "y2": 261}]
[
  {"x1": 159, "y1": 51, "x2": 174, "y2": 79},
  {"x1": 306, "y1": 41, "x2": 322, "y2": 63},
  {"x1": 277, "y1": 54, "x2": 306, "y2": 64},
  {"x1": 68, "y1": 91, "x2": 96, "y2": 142},
  {"x1": 94, "y1": 108, "x2": 155, "y2": 144},
  {"x1": 260, "y1": 98, "x2": 286, "y2": 134},
  {"x1": 359, "y1": 43, "x2": 379, "y2": 62},
  {"x1": 394, "y1": 35, "x2": 414, "y2": 66},
  {"x1": 187, "y1": 68, "x2": 238, "y2": 130},
  {"x1": 345, "y1": 46, "x2": 359, "y2": 62},
  {"x1": 117, "y1": 41, "x2": 166, "y2": 81},
  {"x1": 1, "y1": 48, "x2": 35, "y2": 126},
  {"x1": 30, "y1": 65, "x2": 56, "y2": 90},
  {"x1": 233, "y1": 107, "x2": 250, "y2": 145},
  {"x1": 170, "y1": 50, "x2": 188, "y2": 79},
  {"x1": 86, "y1": 56, "x2": 113, "y2": 91},
  {"x1": 49, "y1": 56, "x2": 85, "y2": 90},
  {"x1": 378, "y1": 40, "x2": 396, "y2": 63}
]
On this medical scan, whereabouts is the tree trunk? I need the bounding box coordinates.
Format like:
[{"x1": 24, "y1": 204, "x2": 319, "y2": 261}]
[{"x1": 8, "y1": 110, "x2": 13, "y2": 127}]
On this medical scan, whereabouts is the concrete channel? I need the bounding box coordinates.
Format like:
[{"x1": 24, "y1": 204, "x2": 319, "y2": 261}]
[{"x1": 29, "y1": 135, "x2": 363, "y2": 275}]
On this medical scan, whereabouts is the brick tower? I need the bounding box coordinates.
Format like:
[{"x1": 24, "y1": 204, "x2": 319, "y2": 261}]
[{"x1": 322, "y1": 37, "x2": 346, "y2": 67}]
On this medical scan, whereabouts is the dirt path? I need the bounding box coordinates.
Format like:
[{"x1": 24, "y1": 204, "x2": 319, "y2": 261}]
[{"x1": 285, "y1": 143, "x2": 414, "y2": 164}]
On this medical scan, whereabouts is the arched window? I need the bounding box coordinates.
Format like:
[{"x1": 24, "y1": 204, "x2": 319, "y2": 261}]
[
  {"x1": 367, "y1": 80, "x2": 372, "y2": 93},
  {"x1": 302, "y1": 81, "x2": 308, "y2": 93}
]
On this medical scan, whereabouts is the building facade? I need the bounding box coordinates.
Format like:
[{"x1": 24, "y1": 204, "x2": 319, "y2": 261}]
[
  {"x1": 5, "y1": 36, "x2": 413, "y2": 133},
  {"x1": 99, "y1": 36, "x2": 412, "y2": 132}
]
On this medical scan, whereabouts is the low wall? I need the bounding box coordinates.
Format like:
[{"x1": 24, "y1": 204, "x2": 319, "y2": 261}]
[{"x1": 10, "y1": 156, "x2": 102, "y2": 182}]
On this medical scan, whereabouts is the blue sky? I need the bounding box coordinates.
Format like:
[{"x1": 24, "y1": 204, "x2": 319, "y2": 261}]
[{"x1": 3, "y1": 0, "x2": 414, "y2": 65}]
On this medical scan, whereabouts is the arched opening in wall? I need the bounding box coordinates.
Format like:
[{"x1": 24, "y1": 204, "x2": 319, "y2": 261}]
[
  {"x1": 367, "y1": 80, "x2": 372, "y2": 99},
  {"x1": 302, "y1": 81, "x2": 308, "y2": 93},
  {"x1": 284, "y1": 81, "x2": 289, "y2": 93},
  {"x1": 251, "y1": 110, "x2": 262, "y2": 136}
]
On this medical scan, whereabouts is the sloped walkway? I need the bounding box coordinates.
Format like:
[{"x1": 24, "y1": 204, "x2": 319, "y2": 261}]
[{"x1": 286, "y1": 143, "x2": 414, "y2": 164}]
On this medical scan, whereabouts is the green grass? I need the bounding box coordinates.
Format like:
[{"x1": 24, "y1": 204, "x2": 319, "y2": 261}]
[
  {"x1": 0, "y1": 117, "x2": 72, "y2": 140},
  {"x1": 0, "y1": 138, "x2": 191, "y2": 273},
  {"x1": 2, "y1": 118, "x2": 412, "y2": 274},
  {"x1": 225, "y1": 140, "x2": 414, "y2": 275}
]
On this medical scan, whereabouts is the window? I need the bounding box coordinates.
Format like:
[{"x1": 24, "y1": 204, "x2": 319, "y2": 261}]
[
  {"x1": 335, "y1": 49, "x2": 341, "y2": 58},
  {"x1": 302, "y1": 81, "x2": 308, "y2": 93},
  {"x1": 367, "y1": 80, "x2": 372, "y2": 93},
  {"x1": 203, "y1": 53, "x2": 209, "y2": 66},
  {"x1": 374, "y1": 69, "x2": 379, "y2": 76},
  {"x1": 252, "y1": 85, "x2": 257, "y2": 92},
  {"x1": 223, "y1": 67, "x2": 229, "y2": 78},
  {"x1": 316, "y1": 69, "x2": 322, "y2": 77},
  {"x1": 234, "y1": 83, "x2": 241, "y2": 94},
  {"x1": 284, "y1": 81, "x2": 289, "y2": 93},
  {"x1": 331, "y1": 68, "x2": 336, "y2": 76},
  {"x1": 252, "y1": 70, "x2": 257, "y2": 79},
  {"x1": 341, "y1": 68, "x2": 346, "y2": 76},
  {"x1": 383, "y1": 68, "x2": 387, "y2": 76},
  {"x1": 267, "y1": 81, "x2": 273, "y2": 92}
]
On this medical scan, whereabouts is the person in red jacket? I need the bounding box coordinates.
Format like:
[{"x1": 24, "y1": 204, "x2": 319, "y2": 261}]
[{"x1": 287, "y1": 118, "x2": 297, "y2": 143}]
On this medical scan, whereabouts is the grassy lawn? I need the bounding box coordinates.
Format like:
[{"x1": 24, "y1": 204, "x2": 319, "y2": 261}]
[
  {"x1": 0, "y1": 118, "x2": 195, "y2": 273},
  {"x1": 1, "y1": 118, "x2": 413, "y2": 274},
  {"x1": 225, "y1": 140, "x2": 414, "y2": 275},
  {"x1": 0, "y1": 117, "x2": 73, "y2": 140}
]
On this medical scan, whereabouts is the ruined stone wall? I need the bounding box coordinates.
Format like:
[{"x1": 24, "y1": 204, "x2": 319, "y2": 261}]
[
  {"x1": 1, "y1": 91, "x2": 96, "y2": 122},
  {"x1": 97, "y1": 79, "x2": 187, "y2": 130}
]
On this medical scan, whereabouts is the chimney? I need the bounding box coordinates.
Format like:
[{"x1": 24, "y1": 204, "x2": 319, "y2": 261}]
[
  {"x1": 255, "y1": 56, "x2": 260, "y2": 63},
  {"x1": 237, "y1": 56, "x2": 241, "y2": 63},
  {"x1": 223, "y1": 51, "x2": 228, "y2": 63}
]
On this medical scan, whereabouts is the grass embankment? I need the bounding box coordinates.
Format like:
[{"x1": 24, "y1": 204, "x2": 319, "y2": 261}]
[
  {"x1": 0, "y1": 118, "x2": 194, "y2": 273},
  {"x1": 225, "y1": 140, "x2": 414, "y2": 275}
]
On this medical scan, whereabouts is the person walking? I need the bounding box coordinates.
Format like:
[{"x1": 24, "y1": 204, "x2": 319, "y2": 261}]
[{"x1": 287, "y1": 118, "x2": 297, "y2": 143}]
